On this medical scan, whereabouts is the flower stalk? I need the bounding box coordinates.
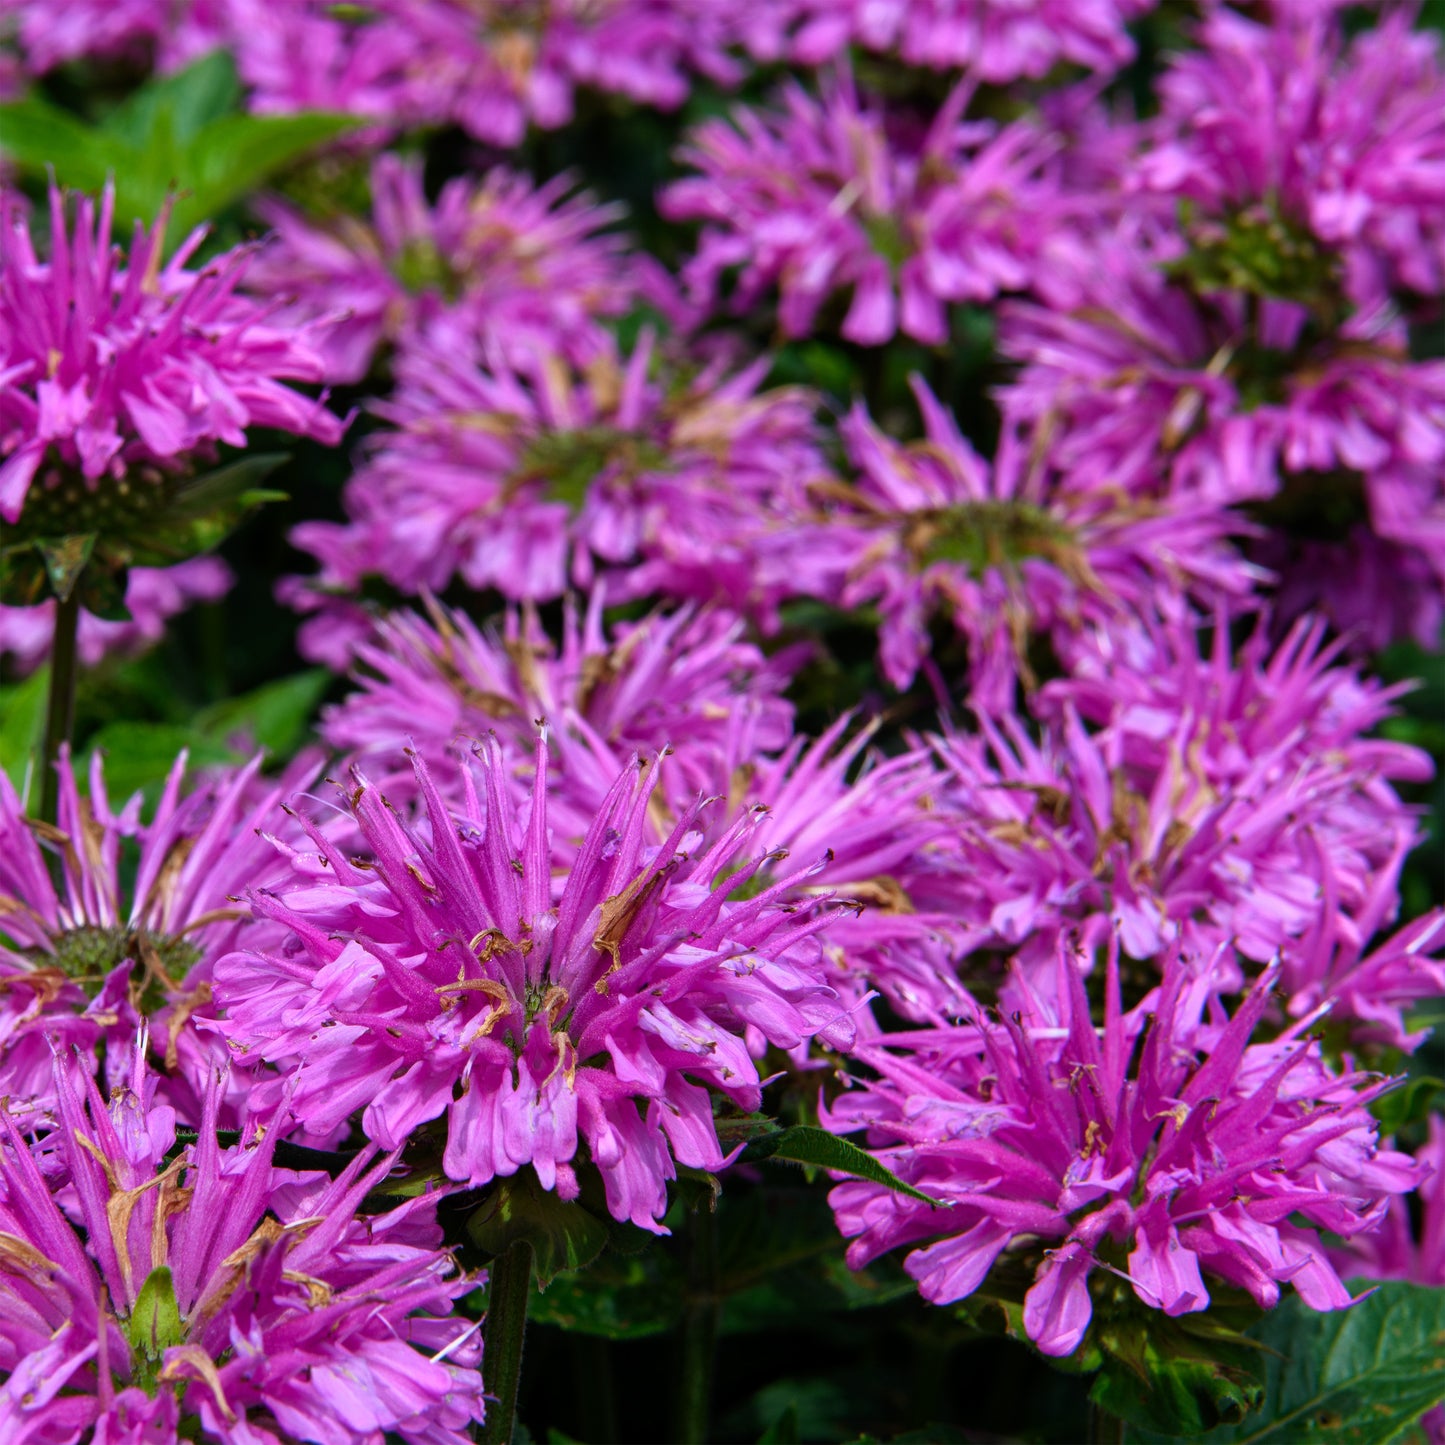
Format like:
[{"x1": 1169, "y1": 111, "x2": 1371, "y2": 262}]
[
  {"x1": 39, "y1": 585, "x2": 81, "y2": 826},
  {"x1": 676, "y1": 1199, "x2": 720, "y2": 1445},
  {"x1": 483, "y1": 1238, "x2": 535, "y2": 1445}
]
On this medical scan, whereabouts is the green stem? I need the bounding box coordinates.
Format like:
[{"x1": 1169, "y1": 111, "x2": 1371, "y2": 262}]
[
  {"x1": 40, "y1": 587, "x2": 81, "y2": 827},
  {"x1": 1089, "y1": 1402, "x2": 1128, "y2": 1445},
  {"x1": 482, "y1": 1240, "x2": 533, "y2": 1445},
  {"x1": 675, "y1": 1200, "x2": 720, "y2": 1445}
]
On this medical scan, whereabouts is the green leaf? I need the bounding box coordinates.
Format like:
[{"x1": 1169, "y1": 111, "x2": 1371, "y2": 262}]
[
  {"x1": 126, "y1": 1265, "x2": 186, "y2": 1365},
  {"x1": 105, "y1": 50, "x2": 242, "y2": 147},
  {"x1": 1370, "y1": 1075, "x2": 1444, "y2": 1137},
  {"x1": 1137, "y1": 1283, "x2": 1445, "y2": 1445},
  {"x1": 0, "y1": 97, "x2": 114, "y2": 194},
  {"x1": 127, "y1": 454, "x2": 290, "y2": 569},
  {"x1": 740, "y1": 1125, "x2": 943, "y2": 1206},
  {"x1": 173, "y1": 111, "x2": 359, "y2": 237},
  {"x1": 757, "y1": 1403, "x2": 800, "y2": 1444},
  {"x1": 0, "y1": 61, "x2": 358, "y2": 247},
  {"x1": 527, "y1": 1250, "x2": 682, "y2": 1339},
  {"x1": 466, "y1": 1170, "x2": 610, "y2": 1289},
  {"x1": 194, "y1": 669, "x2": 330, "y2": 758},
  {"x1": 0, "y1": 667, "x2": 49, "y2": 795},
  {"x1": 84, "y1": 721, "x2": 238, "y2": 801},
  {"x1": 1089, "y1": 1313, "x2": 1266, "y2": 1438}
]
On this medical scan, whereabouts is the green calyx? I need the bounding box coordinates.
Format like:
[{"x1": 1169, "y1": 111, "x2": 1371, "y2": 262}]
[
  {"x1": 392, "y1": 236, "x2": 463, "y2": 301},
  {"x1": 1170, "y1": 200, "x2": 1341, "y2": 312},
  {"x1": 904, "y1": 499, "x2": 1080, "y2": 577},
  {"x1": 0, "y1": 453, "x2": 288, "y2": 612},
  {"x1": 124, "y1": 1266, "x2": 187, "y2": 1395},
  {"x1": 514, "y1": 427, "x2": 669, "y2": 514},
  {"x1": 43, "y1": 924, "x2": 201, "y2": 996}
]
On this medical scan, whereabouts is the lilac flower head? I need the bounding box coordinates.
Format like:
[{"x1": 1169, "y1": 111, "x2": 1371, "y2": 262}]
[
  {"x1": 247, "y1": 154, "x2": 636, "y2": 384},
  {"x1": 918, "y1": 611, "x2": 1434, "y2": 1033},
  {"x1": 287, "y1": 330, "x2": 833, "y2": 636},
  {"x1": 214, "y1": 740, "x2": 854, "y2": 1229},
  {"x1": 0, "y1": 1047, "x2": 483, "y2": 1441},
  {"x1": 662, "y1": 73, "x2": 1065, "y2": 345},
  {"x1": 826, "y1": 375, "x2": 1254, "y2": 706},
  {"x1": 0, "y1": 181, "x2": 344, "y2": 524},
  {"x1": 743, "y1": 0, "x2": 1154, "y2": 81},
  {"x1": 826, "y1": 941, "x2": 1418, "y2": 1356}
]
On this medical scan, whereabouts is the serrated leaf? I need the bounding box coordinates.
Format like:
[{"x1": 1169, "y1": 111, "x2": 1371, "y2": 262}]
[
  {"x1": 0, "y1": 667, "x2": 49, "y2": 795},
  {"x1": 1135, "y1": 1283, "x2": 1445, "y2": 1445},
  {"x1": 194, "y1": 668, "x2": 329, "y2": 758},
  {"x1": 740, "y1": 1125, "x2": 943, "y2": 1206},
  {"x1": 466, "y1": 1170, "x2": 610, "y2": 1288},
  {"x1": 1089, "y1": 1315, "x2": 1265, "y2": 1438},
  {"x1": 126, "y1": 1265, "x2": 185, "y2": 1364}
]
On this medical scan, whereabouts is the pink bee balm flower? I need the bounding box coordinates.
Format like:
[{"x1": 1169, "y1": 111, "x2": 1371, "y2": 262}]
[
  {"x1": 320, "y1": 594, "x2": 801, "y2": 819},
  {"x1": 0, "y1": 1048, "x2": 484, "y2": 1442},
  {"x1": 247, "y1": 154, "x2": 636, "y2": 384},
  {"x1": 825, "y1": 942, "x2": 1419, "y2": 1356},
  {"x1": 1137, "y1": 7, "x2": 1445, "y2": 305},
  {"x1": 662, "y1": 73, "x2": 1065, "y2": 346},
  {"x1": 997, "y1": 220, "x2": 1445, "y2": 645},
  {"x1": 0, "y1": 181, "x2": 344, "y2": 525},
  {"x1": 352, "y1": 0, "x2": 746, "y2": 147},
  {"x1": 744, "y1": 0, "x2": 1154, "y2": 82},
  {"x1": 213, "y1": 740, "x2": 855, "y2": 1230},
  {"x1": 0, "y1": 746, "x2": 319, "y2": 1120},
  {"x1": 916, "y1": 611, "x2": 1435, "y2": 1032},
  {"x1": 286, "y1": 329, "x2": 833, "y2": 633},
  {"x1": 0, "y1": 0, "x2": 225, "y2": 75},
  {"x1": 826, "y1": 375, "x2": 1255, "y2": 707},
  {"x1": 0, "y1": 556, "x2": 232, "y2": 673},
  {"x1": 318, "y1": 597, "x2": 959, "y2": 1026}
]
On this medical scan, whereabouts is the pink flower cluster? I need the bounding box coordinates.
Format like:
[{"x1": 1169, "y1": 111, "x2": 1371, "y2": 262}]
[{"x1": 0, "y1": 0, "x2": 1442, "y2": 1427}]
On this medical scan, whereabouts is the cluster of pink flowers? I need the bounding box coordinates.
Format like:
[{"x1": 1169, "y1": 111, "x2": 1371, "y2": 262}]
[
  {"x1": 1, "y1": 0, "x2": 1443, "y2": 1434},
  {"x1": 286, "y1": 330, "x2": 835, "y2": 659},
  {"x1": 661, "y1": 73, "x2": 1066, "y2": 346},
  {"x1": 827, "y1": 941, "x2": 1418, "y2": 1352}
]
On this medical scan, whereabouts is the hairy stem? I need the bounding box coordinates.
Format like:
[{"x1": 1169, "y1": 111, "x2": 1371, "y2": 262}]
[
  {"x1": 40, "y1": 587, "x2": 81, "y2": 826},
  {"x1": 482, "y1": 1239, "x2": 534, "y2": 1445},
  {"x1": 675, "y1": 1199, "x2": 720, "y2": 1445}
]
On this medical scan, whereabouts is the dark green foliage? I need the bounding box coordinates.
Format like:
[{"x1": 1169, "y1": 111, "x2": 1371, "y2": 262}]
[{"x1": 0, "y1": 52, "x2": 358, "y2": 242}]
